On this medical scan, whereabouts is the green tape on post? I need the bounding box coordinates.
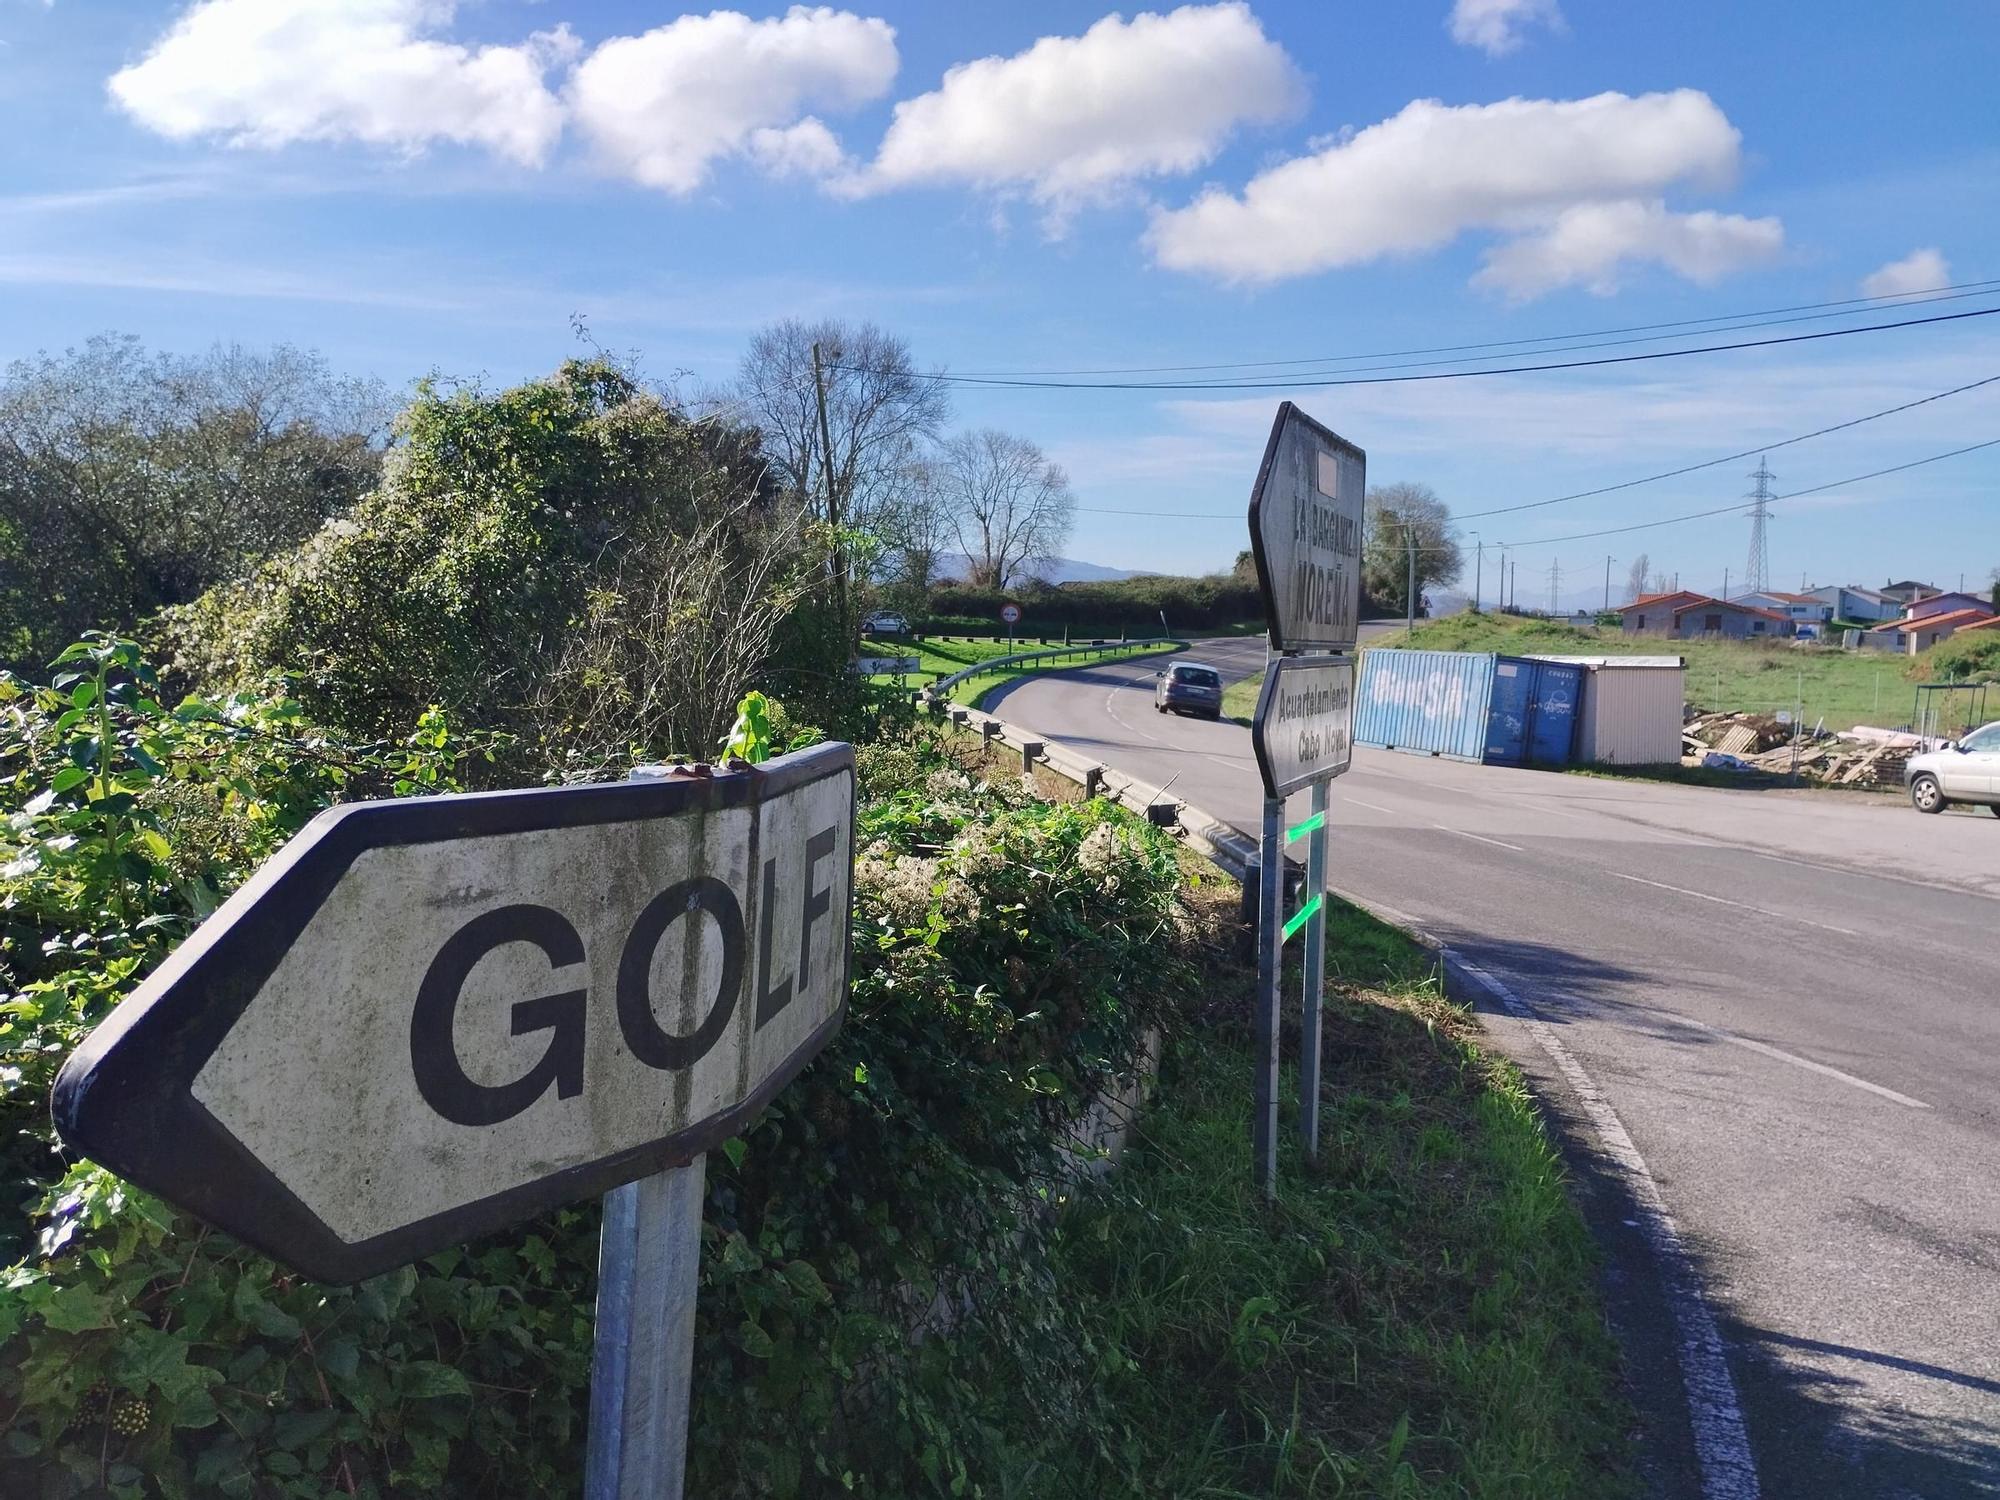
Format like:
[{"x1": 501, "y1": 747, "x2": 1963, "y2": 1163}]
[
  {"x1": 1284, "y1": 812, "x2": 1325, "y2": 845},
  {"x1": 1282, "y1": 894, "x2": 1322, "y2": 943}
]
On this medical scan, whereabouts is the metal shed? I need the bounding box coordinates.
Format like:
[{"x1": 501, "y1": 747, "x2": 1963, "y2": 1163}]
[
  {"x1": 1354, "y1": 649, "x2": 1585, "y2": 768},
  {"x1": 1527, "y1": 655, "x2": 1687, "y2": 765}
]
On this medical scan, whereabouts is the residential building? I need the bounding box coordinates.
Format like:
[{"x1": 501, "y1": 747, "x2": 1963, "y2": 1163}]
[
  {"x1": 1904, "y1": 591, "x2": 1992, "y2": 623},
  {"x1": 1733, "y1": 590, "x2": 1835, "y2": 625},
  {"x1": 1618, "y1": 591, "x2": 1706, "y2": 636},
  {"x1": 1618, "y1": 593, "x2": 1796, "y2": 640},
  {"x1": 1807, "y1": 584, "x2": 1903, "y2": 623},
  {"x1": 1881, "y1": 580, "x2": 1938, "y2": 605},
  {"x1": 1892, "y1": 607, "x2": 1998, "y2": 655}
]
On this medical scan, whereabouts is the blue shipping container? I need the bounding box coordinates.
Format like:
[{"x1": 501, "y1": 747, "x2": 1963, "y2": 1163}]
[{"x1": 1356, "y1": 649, "x2": 1581, "y2": 768}]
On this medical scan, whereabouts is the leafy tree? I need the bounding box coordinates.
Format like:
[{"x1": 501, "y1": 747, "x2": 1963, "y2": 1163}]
[
  {"x1": 159, "y1": 360, "x2": 828, "y2": 763},
  {"x1": 1362, "y1": 482, "x2": 1461, "y2": 618},
  {"x1": 0, "y1": 335, "x2": 388, "y2": 668},
  {"x1": 935, "y1": 429, "x2": 1075, "y2": 589}
]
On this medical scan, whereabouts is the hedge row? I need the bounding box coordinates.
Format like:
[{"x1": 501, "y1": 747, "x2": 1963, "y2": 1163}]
[{"x1": 0, "y1": 641, "x2": 1188, "y2": 1497}]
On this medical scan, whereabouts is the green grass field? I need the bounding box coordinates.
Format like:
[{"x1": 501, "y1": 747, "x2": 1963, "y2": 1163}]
[
  {"x1": 863, "y1": 634, "x2": 1183, "y2": 708},
  {"x1": 1229, "y1": 612, "x2": 1981, "y2": 734},
  {"x1": 1037, "y1": 892, "x2": 1632, "y2": 1497}
]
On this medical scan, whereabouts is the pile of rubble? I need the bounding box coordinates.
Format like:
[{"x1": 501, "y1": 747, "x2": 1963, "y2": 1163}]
[{"x1": 1682, "y1": 714, "x2": 1921, "y2": 786}]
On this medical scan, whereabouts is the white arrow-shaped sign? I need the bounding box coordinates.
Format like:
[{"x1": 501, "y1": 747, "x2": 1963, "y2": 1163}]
[{"x1": 53, "y1": 745, "x2": 854, "y2": 1282}]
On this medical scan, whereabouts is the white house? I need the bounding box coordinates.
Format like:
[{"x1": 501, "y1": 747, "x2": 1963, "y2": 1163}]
[
  {"x1": 1807, "y1": 585, "x2": 1903, "y2": 624},
  {"x1": 1731, "y1": 590, "x2": 1835, "y2": 626}
]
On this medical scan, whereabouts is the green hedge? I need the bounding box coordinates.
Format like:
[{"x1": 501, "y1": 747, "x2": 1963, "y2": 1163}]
[
  {"x1": 925, "y1": 575, "x2": 1262, "y2": 636},
  {"x1": 0, "y1": 641, "x2": 1186, "y2": 1497}
]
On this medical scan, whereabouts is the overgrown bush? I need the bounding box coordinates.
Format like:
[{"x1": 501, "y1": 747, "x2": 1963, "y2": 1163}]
[
  {"x1": 0, "y1": 643, "x2": 1189, "y2": 1497},
  {"x1": 156, "y1": 360, "x2": 835, "y2": 766},
  {"x1": 926, "y1": 573, "x2": 1262, "y2": 636}
]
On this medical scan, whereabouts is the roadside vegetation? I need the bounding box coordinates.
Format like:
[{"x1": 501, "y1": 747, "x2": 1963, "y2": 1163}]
[
  {"x1": 0, "y1": 328, "x2": 1630, "y2": 1497},
  {"x1": 1042, "y1": 894, "x2": 1631, "y2": 1498}
]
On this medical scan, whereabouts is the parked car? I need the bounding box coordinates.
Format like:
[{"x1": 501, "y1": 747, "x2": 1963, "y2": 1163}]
[
  {"x1": 1905, "y1": 721, "x2": 2000, "y2": 815},
  {"x1": 862, "y1": 612, "x2": 909, "y2": 635},
  {"x1": 1155, "y1": 661, "x2": 1224, "y2": 719}
]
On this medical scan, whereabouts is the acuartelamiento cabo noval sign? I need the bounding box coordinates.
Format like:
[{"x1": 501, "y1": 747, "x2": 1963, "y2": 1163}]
[
  {"x1": 51, "y1": 744, "x2": 854, "y2": 1284},
  {"x1": 1247, "y1": 402, "x2": 1366, "y2": 653},
  {"x1": 1251, "y1": 655, "x2": 1355, "y2": 798}
]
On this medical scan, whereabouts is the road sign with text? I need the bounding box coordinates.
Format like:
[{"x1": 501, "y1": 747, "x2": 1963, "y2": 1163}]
[
  {"x1": 53, "y1": 745, "x2": 855, "y2": 1283},
  {"x1": 1247, "y1": 402, "x2": 1367, "y2": 653},
  {"x1": 1252, "y1": 656, "x2": 1355, "y2": 797}
]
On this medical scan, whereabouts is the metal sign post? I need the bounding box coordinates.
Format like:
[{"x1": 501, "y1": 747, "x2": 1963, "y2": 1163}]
[
  {"x1": 586, "y1": 1157, "x2": 705, "y2": 1500},
  {"x1": 52, "y1": 746, "x2": 859, "y2": 1497},
  {"x1": 1245, "y1": 402, "x2": 1365, "y2": 1191},
  {"x1": 1252, "y1": 795, "x2": 1283, "y2": 1195}
]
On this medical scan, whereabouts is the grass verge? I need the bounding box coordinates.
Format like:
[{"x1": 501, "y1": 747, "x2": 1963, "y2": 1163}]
[
  {"x1": 1384, "y1": 612, "x2": 1925, "y2": 732},
  {"x1": 957, "y1": 640, "x2": 1182, "y2": 709},
  {"x1": 1031, "y1": 888, "x2": 1632, "y2": 1498}
]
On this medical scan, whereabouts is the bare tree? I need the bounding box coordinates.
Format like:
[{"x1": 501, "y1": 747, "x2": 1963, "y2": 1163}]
[
  {"x1": 1625, "y1": 553, "x2": 1650, "y2": 603},
  {"x1": 534, "y1": 483, "x2": 831, "y2": 765},
  {"x1": 934, "y1": 429, "x2": 1074, "y2": 589},
  {"x1": 733, "y1": 319, "x2": 949, "y2": 631},
  {"x1": 1362, "y1": 482, "x2": 1461, "y2": 617}
]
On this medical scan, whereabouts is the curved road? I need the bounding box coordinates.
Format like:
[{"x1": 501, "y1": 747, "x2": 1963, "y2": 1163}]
[{"x1": 992, "y1": 638, "x2": 2000, "y2": 1500}]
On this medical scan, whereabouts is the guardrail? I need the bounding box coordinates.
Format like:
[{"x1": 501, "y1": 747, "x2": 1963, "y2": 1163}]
[{"x1": 923, "y1": 637, "x2": 1182, "y2": 699}]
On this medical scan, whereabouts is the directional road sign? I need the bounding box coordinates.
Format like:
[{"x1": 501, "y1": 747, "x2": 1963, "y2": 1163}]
[
  {"x1": 1252, "y1": 656, "x2": 1355, "y2": 797},
  {"x1": 53, "y1": 744, "x2": 855, "y2": 1283},
  {"x1": 1247, "y1": 402, "x2": 1366, "y2": 653}
]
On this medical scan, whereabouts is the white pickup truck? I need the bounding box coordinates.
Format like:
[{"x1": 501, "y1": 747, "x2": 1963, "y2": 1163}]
[{"x1": 1905, "y1": 721, "x2": 2000, "y2": 816}]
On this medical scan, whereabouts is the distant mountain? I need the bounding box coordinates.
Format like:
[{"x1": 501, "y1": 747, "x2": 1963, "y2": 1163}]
[{"x1": 938, "y1": 556, "x2": 1138, "y2": 585}]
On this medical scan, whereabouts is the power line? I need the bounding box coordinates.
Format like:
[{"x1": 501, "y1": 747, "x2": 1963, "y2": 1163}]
[
  {"x1": 1070, "y1": 371, "x2": 2000, "y2": 523},
  {"x1": 932, "y1": 282, "x2": 2000, "y2": 384},
  {"x1": 936, "y1": 280, "x2": 2000, "y2": 378},
  {"x1": 883, "y1": 306, "x2": 2000, "y2": 392},
  {"x1": 1456, "y1": 372, "x2": 2000, "y2": 519},
  {"x1": 1493, "y1": 437, "x2": 2000, "y2": 551}
]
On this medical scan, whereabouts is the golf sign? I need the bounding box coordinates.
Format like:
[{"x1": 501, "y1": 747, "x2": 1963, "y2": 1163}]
[{"x1": 53, "y1": 745, "x2": 855, "y2": 1284}]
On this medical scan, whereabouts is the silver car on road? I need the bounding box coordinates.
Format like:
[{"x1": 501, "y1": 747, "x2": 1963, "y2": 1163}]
[
  {"x1": 1905, "y1": 720, "x2": 2000, "y2": 815},
  {"x1": 1155, "y1": 661, "x2": 1224, "y2": 720}
]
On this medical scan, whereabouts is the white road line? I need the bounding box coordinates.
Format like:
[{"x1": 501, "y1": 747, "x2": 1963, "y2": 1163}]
[
  {"x1": 1609, "y1": 871, "x2": 1860, "y2": 937},
  {"x1": 1669, "y1": 1016, "x2": 1930, "y2": 1109},
  {"x1": 1452, "y1": 956, "x2": 1763, "y2": 1500},
  {"x1": 1100, "y1": 680, "x2": 1165, "y2": 746},
  {"x1": 1432, "y1": 825, "x2": 1526, "y2": 853},
  {"x1": 1342, "y1": 796, "x2": 1400, "y2": 815}
]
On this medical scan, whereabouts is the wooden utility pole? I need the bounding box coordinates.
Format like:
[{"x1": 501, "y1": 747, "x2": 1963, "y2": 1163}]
[{"x1": 810, "y1": 341, "x2": 847, "y2": 641}]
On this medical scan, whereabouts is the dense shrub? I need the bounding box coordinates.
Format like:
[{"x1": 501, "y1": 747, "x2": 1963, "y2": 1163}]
[
  {"x1": 925, "y1": 573, "x2": 1262, "y2": 636},
  {"x1": 156, "y1": 360, "x2": 833, "y2": 765},
  {"x1": 1919, "y1": 629, "x2": 2000, "y2": 684},
  {"x1": 0, "y1": 643, "x2": 1187, "y2": 1497}
]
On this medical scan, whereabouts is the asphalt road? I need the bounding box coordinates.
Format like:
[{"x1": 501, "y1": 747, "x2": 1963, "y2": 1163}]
[{"x1": 992, "y1": 637, "x2": 2000, "y2": 1500}]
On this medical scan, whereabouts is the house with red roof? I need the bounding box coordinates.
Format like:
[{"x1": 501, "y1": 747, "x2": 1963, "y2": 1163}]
[
  {"x1": 1618, "y1": 593, "x2": 1796, "y2": 641},
  {"x1": 1891, "y1": 606, "x2": 1999, "y2": 655}
]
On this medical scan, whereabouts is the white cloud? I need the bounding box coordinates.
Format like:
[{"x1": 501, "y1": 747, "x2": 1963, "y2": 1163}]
[
  {"x1": 1449, "y1": 0, "x2": 1564, "y2": 56},
  {"x1": 1147, "y1": 89, "x2": 1775, "y2": 294},
  {"x1": 1474, "y1": 199, "x2": 1783, "y2": 298},
  {"x1": 1862, "y1": 246, "x2": 1951, "y2": 298},
  {"x1": 568, "y1": 7, "x2": 897, "y2": 195},
  {"x1": 108, "y1": 0, "x2": 574, "y2": 166},
  {"x1": 846, "y1": 3, "x2": 1303, "y2": 221}
]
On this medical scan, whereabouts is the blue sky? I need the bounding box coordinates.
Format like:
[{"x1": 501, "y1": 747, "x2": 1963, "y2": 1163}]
[{"x1": 3, "y1": 0, "x2": 1996, "y2": 603}]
